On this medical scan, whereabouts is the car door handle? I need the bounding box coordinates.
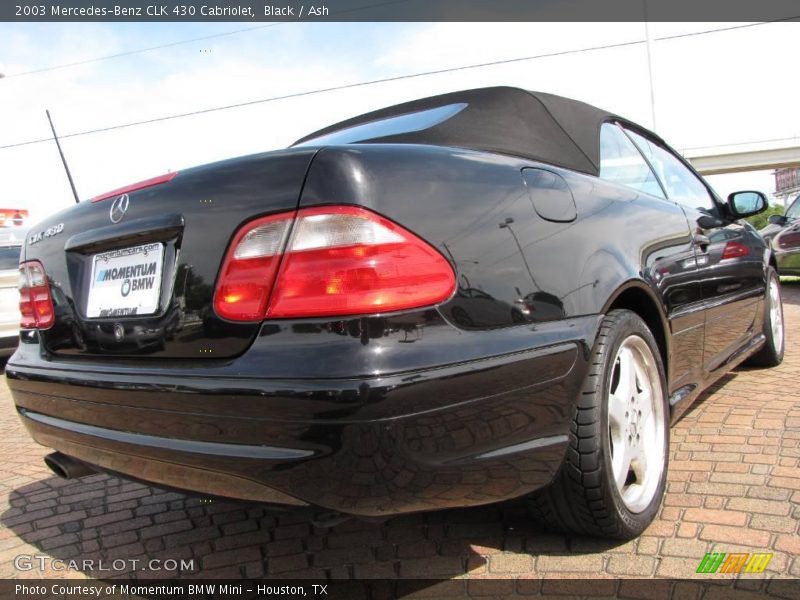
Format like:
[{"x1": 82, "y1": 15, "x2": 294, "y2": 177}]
[{"x1": 693, "y1": 234, "x2": 711, "y2": 251}]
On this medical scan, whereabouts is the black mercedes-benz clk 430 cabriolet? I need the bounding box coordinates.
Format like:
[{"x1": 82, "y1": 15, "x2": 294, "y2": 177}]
[{"x1": 7, "y1": 87, "x2": 784, "y2": 539}]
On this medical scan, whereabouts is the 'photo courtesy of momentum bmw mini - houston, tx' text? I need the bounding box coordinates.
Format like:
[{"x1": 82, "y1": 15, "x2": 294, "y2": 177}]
[{"x1": 1, "y1": 3, "x2": 799, "y2": 597}]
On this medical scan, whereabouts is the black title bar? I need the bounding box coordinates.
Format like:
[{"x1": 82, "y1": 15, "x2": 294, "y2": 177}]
[{"x1": 4, "y1": 0, "x2": 800, "y2": 22}]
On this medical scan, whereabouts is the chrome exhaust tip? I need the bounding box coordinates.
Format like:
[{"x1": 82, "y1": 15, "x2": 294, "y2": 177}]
[{"x1": 44, "y1": 452, "x2": 95, "y2": 479}]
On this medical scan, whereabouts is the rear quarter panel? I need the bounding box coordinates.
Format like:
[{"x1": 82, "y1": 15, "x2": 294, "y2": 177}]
[{"x1": 300, "y1": 145, "x2": 694, "y2": 358}]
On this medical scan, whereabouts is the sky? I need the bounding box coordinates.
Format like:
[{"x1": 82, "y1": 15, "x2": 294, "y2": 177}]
[{"x1": 1, "y1": 21, "x2": 798, "y2": 224}]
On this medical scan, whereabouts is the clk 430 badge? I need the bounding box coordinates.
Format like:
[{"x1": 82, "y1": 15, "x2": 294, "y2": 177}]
[{"x1": 28, "y1": 223, "x2": 64, "y2": 245}]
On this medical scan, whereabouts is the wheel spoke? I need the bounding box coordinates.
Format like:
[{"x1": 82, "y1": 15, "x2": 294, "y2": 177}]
[
  {"x1": 613, "y1": 441, "x2": 633, "y2": 490},
  {"x1": 631, "y1": 445, "x2": 647, "y2": 486},
  {"x1": 617, "y1": 347, "x2": 636, "y2": 400},
  {"x1": 608, "y1": 390, "x2": 628, "y2": 433},
  {"x1": 638, "y1": 386, "x2": 653, "y2": 430}
]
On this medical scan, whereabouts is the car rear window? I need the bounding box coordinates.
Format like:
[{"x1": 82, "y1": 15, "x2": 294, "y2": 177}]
[
  {"x1": 296, "y1": 103, "x2": 468, "y2": 147},
  {"x1": 0, "y1": 245, "x2": 21, "y2": 270}
]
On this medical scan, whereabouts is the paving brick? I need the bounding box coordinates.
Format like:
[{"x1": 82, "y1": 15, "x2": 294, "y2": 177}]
[
  {"x1": 3, "y1": 508, "x2": 56, "y2": 527},
  {"x1": 487, "y1": 552, "x2": 533, "y2": 573},
  {"x1": 637, "y1": 536, "x2": 660, "y2": 555},
  {"x1": 655, "y1": 556, "x2": 703, "y2": 578},
  {"x1": 683, "y1": 507, "x2": 748, "y2": 526},
  {"x1": 100, "y1": 530, "x2": 138, "y2": 549},
  {"x1": 607, "y1": 555, "x2": 656, "y2": 576},
  {"x1": 536, "y1": 554, "x2": 604, "y2": 573},
  {"x1": 83, "y1": 510, "x2": 134, "y2": 529},
  {"x1": 397, "y1": 540, "x2": 438, "y2": 559},
  {"x1": 643, "y1": 519, "x2": 676, "y2": 536},
  {"x1": 727, "y1": 497, "x2": 792, "y2": 516},
  {"x1": 202, "y1": 546, "x2": 260, "y2": 570},
  {"x1": 212, "y1": 529, "x2": 270, "y2": 552},
  {"x1": 220, "y1": 519, "x2": 259, "y2": 536},
  {"x1": 708, "y1": 472, "x2": 765, "y2": 485},
  {"x1": 164, "y1": 525, "x2": 221, "y2": 549},
  {"x1": 774, "y1": 534, "x2": 800, "y2": 554},
  {"x1": 661, "y1": 537, "x2": 708, "y2": 558},
  {"x1": 267, "y1": 552, "x2": 308, "y2": 574},
  {"x1": 746, "y1": 485, "x2": 792, "y2": 501},
  {"x1": 749, "y1": 514, "x2": 796, "y2": 533},
  {"x1": 770, "y1": 465, "x2": 800, "y2": 478},
  {"x1": 769, "y1": 476, "x2": 800, "y2": 491},
  {"x1": 265, "y1": 538, "x2": 303, "y2": 557},
  {"x1": 139, "y1": 519, "x2": 193, "y2": 540},
  {"x1": 272, "y1": 523, "x2": 310, "y2": 540},
  {"x1": 353, "y1": 561, "x2": 397, "y2": 579},
  {"x1": 39, "y1": 532, "x2": 79, "y2": 550},
  {"x1": 663, "y1": 493, "x2": 704, "y2": 507},
  {"x1": 135, "y1": 502, "x2": 167, "y2": 517},
  {"x1": 700, "y1": 524, "x2": 771, "y2": 546},
  {"x1": 686, "y1": 482, "x2": 746, "y2": 496},
  {"x1": 99, "y1": 516, "x2": 152, "y2": 536}
]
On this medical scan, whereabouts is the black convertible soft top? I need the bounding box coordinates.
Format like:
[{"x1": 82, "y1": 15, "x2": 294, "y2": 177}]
[{"x1": 293, "y1": 86, "x2": 653, "y2": 177}]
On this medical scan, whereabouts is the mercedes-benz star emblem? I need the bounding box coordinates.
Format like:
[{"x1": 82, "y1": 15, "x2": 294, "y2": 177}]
[{"x1": 110, "y1": 194, "x2": 130, "y2": 223}]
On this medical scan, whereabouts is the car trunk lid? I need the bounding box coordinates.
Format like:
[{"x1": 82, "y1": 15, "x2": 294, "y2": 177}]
[{"x1": 26, "y1": 147, "x2": 318, "y2": 359}]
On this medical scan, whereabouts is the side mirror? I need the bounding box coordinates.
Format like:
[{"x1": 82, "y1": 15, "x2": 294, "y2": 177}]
[
  {"x1": 768, "y1": 214, "x2": 788, "y2": 226},
  {"x1": 728, "y1": 191, "x2": 767, "y2": 218},
  {"x1": 697, "y1": 214, "x2": 725, "y2": 229}
]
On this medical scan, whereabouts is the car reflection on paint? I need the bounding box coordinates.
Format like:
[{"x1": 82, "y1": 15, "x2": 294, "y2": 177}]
[
  {"x1": 446, "y1": 286, "x2": 526, "y2": 328},
  {"x1": 514, "y1": 290, "x2": 566, "y2": 322},
  {"x1": 78, "y1": 300, "x2": 183, "y2": 354},
  {"x1": 761, "y1": 193, "x2": 800, "y2": 276}
]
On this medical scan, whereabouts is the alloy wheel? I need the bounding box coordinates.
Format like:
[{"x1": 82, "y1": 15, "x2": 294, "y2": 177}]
[
  {"x1": 769, "y1": 276, "x2": 784, "y2": 356},
  {"x1": 607, "y1": 335, "x2": 666, "y2": 513}
]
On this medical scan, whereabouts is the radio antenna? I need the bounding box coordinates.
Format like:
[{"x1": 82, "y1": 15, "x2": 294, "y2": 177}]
[{"x1": 46, "y1": 109, "x2": 80, "y2": 204}]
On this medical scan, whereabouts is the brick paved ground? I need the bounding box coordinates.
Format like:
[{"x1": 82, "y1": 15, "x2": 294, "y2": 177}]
[{"x1": 0, "y1": 281, "x2": 798, "y2": 590}]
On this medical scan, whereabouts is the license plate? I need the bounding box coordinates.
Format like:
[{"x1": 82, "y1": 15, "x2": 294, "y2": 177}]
[{"x1": 87, "y1": 243, "x2": 164, "y2": 318}]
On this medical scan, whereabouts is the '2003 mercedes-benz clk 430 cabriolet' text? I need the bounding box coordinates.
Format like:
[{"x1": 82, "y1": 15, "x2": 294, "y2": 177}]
[{"x1": 7, "y1": 87, "x2": 784, "y2": 539}]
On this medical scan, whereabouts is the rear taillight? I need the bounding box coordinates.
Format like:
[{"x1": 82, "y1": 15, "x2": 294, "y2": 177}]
[
  {"x1": 721, "y1": 241, "x2": 749, "y2": 260},
  {"x1": 214, "y1": 214, "x2": 291, "y2": 321},
  {"x1": 18, "y1": 261, "x2": 55, "y2": 329},
  {"x1": 214, "y1": 206, "x2": 456, "y2": 321}
]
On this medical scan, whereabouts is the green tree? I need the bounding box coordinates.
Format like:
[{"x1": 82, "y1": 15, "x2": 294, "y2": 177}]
[{"x1": 746, "y1": 204, "x2": 785, "y2": 230}]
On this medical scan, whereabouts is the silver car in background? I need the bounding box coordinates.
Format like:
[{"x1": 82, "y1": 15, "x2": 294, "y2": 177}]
[{"x1": 0, "y1": 232, "x2": 23, "y2": 356}]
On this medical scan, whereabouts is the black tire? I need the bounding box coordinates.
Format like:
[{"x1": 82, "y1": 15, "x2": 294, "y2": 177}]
[
  {"x1": 528, "y1": 309, "x2": 669, "y2": 539},
  {"x1": 746, "y1": 267, "x2": 784, "y2": 368}
]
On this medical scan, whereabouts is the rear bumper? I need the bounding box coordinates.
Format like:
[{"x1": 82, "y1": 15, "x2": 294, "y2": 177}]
[{"x1": 7, "y1": 315, "x2": 598, "y2": 516}]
